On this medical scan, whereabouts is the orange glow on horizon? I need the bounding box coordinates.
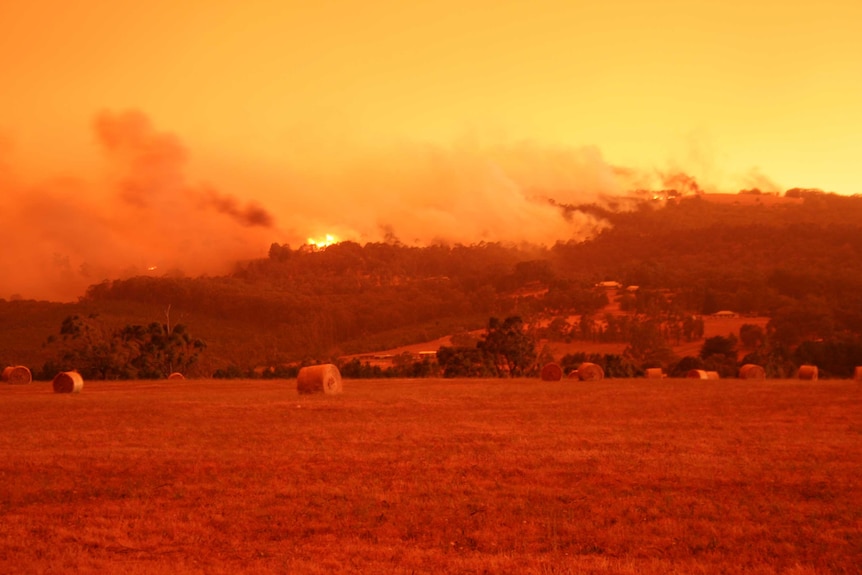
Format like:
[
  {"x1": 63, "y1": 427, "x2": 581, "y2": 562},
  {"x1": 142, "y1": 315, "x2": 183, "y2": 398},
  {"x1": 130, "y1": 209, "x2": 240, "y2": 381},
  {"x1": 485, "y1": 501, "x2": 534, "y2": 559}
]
[
  {"x1": 307, "y1": 234, "x2": 339, "y2": 249},
  {"x1": 1, "y1": 0, "x2": 861, "y2": 301}
]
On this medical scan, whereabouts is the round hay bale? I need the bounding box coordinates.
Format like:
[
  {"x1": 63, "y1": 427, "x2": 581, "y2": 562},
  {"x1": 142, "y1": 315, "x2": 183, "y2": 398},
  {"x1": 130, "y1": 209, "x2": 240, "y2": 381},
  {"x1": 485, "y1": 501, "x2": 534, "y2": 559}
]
[
  {"x1": 168, "y1": 372, "x2": 185, "y2": 380},
  {"x1": 706, "y1": 371, "x2": 720, "y2": 380},
  {"x1": 52, "y1": 371, "x2": 84, "y2": 394},
  {"x1": 540, "y1": 363, "x2": 563, "y2": 381},
  {"x1": 855, "y1": 366, "x2": 862, "y2": 382},
  {"x1": 797, "y1": 365, "x2": 818, "y2": 380},
  {"x1": 567, "y1": 369, "x2": 579, "y2": 379},
  {"x1": 2, "y1": 365, "x2": 32, "y2": 384},
  {"x1": 686, "y1": 369, "x2": 709, "y2": 379},
  {"x1": 739, "y1": 364, "x2": 766, "y2": 380},
  {"x1": 577, "y1": 362, "x2": 604, "y2": 381},
  {"x1": 297, "y1": 364, "x2": 343, "y2": 395},
  {"x1": 645, "y1": 368, "x2": 664, "y2": 379}
]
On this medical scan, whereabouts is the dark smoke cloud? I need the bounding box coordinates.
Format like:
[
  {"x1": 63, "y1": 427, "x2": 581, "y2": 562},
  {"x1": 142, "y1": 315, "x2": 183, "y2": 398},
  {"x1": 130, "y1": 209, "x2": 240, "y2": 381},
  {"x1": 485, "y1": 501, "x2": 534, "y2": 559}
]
[
  {"x1": 0, "y1": 110, "x2": 276, "y2": 301},
  {"x1": 0, "y1": 109, "x2": 759, "y2": 302},
  {"x1": 200, "y1": 187, "x2": 274, "y2": 227},
  {"x1": 94, "y1": 110, "x2": 274, "y2": 227}
]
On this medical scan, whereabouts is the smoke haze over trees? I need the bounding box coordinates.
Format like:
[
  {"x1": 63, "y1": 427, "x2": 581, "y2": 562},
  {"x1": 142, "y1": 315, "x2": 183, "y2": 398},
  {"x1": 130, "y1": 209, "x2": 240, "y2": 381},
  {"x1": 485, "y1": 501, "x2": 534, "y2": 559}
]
[
  {"x1": 3, "y1": 191, "x2": 862, "y2": 379},
  {"x1": 0, "y1": 111, "x2": 276, "y2": 301},
  {"x1": 0, "y1": 109, "x2": 802, "y2": 302}
]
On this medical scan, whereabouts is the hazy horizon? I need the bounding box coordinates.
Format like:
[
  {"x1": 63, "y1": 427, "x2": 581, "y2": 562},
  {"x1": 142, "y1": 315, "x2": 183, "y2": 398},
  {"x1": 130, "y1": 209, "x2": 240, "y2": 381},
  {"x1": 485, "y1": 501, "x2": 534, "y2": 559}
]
[
  {"x1": 2, "y1": 1, "x2": 859, "y2": 301},
  {"x1": 0, "y1": 107, "x2": 835, "y2": 303},
  {"x1": 1, "y1": 109, "x2": 674, "y2": 302}
]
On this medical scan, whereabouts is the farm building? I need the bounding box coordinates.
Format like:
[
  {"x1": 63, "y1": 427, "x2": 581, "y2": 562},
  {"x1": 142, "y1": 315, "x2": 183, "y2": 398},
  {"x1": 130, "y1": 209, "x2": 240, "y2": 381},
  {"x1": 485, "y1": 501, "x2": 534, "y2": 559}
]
[{"x1": 712, "y1": 310, "x2": 739, "y2": 318}]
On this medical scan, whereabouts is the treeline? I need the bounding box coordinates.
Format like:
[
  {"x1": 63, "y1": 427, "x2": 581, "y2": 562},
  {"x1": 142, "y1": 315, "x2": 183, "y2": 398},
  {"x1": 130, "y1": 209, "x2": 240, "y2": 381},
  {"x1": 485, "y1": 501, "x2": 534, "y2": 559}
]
[
  {"x1": 549, "y1": 195, "x2": 862, "y2": 334},
  {"x1": 78, "y1": 241, "x2": 605, "y2": 367},
  {"x1": 38, "y1": 314, "x2": 206, "y2": 380},
  {"x1": 333, "y1": 318, "x2": 862, "y2": 381},
  {"x1": 12, "y1": 191, "x2": 861, "y2": 375}
]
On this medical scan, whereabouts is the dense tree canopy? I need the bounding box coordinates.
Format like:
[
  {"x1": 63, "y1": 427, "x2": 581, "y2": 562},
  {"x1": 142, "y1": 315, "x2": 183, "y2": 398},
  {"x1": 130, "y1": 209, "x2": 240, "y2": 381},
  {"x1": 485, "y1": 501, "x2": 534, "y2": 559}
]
[
  {"x1": 478, "y1": 316, "x2": 538, "y2": 377},
  {"x1": 42, "y1": 315, "x2": 205, "y2": 380},
  {"x1": 5, "y1": 191, "x2": 862, "y2": 377}
]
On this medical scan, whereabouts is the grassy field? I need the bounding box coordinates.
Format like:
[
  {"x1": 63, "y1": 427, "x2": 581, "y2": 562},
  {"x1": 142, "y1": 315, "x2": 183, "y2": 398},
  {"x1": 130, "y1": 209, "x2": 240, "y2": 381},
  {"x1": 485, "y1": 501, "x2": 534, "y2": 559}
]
[{"x1": 1, "y1": 378, "x2": 860, "y2": 574}]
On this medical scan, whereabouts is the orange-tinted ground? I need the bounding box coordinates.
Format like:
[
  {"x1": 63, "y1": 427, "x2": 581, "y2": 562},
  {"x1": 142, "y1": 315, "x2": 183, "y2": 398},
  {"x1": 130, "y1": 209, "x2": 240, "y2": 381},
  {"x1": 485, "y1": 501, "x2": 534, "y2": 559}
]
[{"x1": 1, "y1": 378, "x2": 859, "y2": 574}]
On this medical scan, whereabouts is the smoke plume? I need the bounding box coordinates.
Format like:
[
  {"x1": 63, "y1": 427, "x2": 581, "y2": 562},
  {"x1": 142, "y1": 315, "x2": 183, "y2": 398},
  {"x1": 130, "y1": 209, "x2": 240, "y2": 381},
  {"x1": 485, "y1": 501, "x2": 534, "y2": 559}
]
[
  {"x1": 267, "y1": 139, "x2": 630, "y2": 247},
  {"x1": 739, "y1": 168, "x2": 782, "y2": 194},
  {"x1": 0, "y1": 108, "x2": 726, "y2": 302},
  {"x1": 0, "y1": 110, "x2": 275, "y2": 301},
  {"x1": 93, "y1": 110, "x2": 274, "y2": 227}
]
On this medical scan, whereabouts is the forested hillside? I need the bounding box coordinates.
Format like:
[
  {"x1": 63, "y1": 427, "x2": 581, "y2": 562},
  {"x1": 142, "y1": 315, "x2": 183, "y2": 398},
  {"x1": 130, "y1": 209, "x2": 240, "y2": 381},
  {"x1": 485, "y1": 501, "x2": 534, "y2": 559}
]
[
  {"x1": 3, "y1": 191, "x2": 862, "y2": 378},
  {"x1": 552, "y1": 193, "x2": 862, "y2": 332}
]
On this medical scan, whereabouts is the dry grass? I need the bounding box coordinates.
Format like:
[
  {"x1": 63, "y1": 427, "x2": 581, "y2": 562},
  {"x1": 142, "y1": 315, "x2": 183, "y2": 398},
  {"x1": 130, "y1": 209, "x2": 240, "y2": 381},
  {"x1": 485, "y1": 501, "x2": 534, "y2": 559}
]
[{"x1": 1, "y1": 378, "x2": 860, "y2": 574}]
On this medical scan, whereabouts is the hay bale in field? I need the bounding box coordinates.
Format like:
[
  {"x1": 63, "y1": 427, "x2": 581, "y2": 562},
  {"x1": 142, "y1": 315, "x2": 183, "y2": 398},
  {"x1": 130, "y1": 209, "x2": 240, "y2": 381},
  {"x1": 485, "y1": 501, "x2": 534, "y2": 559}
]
[
  {"x1": 540, "y1": 363, "x2": 563, "y2": 381},
  {"x1": 797, "y1": 365, "x2": 818, "y2": 380},
  {"x1": 739, "y1": 364, "x2": 766, "y2": 380},
  {"x1": 168, "y1": 372, "x2": 185, "y2": 380},
  {"x1": 2, "y1": 365, "x2": 32, "y2": 384},
  {"x1": 577, "y1": 362, "x2": 604, "y2": 381},
  {"x1": 686, "y1": 369, "x2": 709, "y2": 379},
  {"x1": 52, "y1": 371, "x2": 84, "y2": 393},
  {"x1": 645, "y1": 368, "x2": 665, "y2": 379},
  {"x1": 707, "y1": 371, "x2": 720, "y2": 380},
  {"x1": 855, "y1": 366, "x2": 862, "y2": 381},
  {"x1": 567, "y1": 369, "x2": 579, "y2": 379},
  {"x1": 297, "y1": 363, "x2": 343, "y2": 395}
]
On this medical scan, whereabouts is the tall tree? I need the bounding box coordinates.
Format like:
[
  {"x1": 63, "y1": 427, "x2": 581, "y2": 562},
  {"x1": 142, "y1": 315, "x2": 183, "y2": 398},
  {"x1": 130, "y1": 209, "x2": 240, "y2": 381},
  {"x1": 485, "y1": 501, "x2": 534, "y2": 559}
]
[
  {"x1": 478, "y1": 316, "x2": 537, "y2": 377},
  {"x1": 45, "y1": 316, "x2": 206, "y2": 380}
]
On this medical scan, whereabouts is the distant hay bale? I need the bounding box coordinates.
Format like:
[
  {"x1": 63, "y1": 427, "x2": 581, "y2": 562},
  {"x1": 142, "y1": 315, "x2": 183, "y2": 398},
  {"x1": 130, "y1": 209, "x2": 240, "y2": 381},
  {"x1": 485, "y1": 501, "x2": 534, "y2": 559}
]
[
  {"x1": 686, "y1": 369, "x2": 709, "y2": 379},
  {"x1": 577, "y1": 362, "x2": 604, "y2": 381},
  {"x1": 297, "y1": 364, "x2": 343, "y2": 395},
  {"x1": 739, "y1": 364, "x2": 766, "y2": 380},
  {"x1": 2, "y1": 365, "x2": 32, "y2": 385},
  {"x1": 855, "y1": 366, "x2": 862, "y2": 381},
  {"x1": 168, "y1": 372, "x2": 185, "y2": 380},
  {"x1": 52, "y1": 371, "x2": 84, "y2": 394},
  {"x1": 540, "y1": 363, "x2": 563, "y2": 381},
  {"x1": 707, "y1": 371, "x2": 720, "y2": 380},
  {"x1": 567, "y1": 370, "x2": 579, "y2": 379},
  {"x1": 645, "y1": 368, "x2": 665, "y2": 379},
  {"x1": 797, "y1": 365, "x2": 818, "y2": 380}
]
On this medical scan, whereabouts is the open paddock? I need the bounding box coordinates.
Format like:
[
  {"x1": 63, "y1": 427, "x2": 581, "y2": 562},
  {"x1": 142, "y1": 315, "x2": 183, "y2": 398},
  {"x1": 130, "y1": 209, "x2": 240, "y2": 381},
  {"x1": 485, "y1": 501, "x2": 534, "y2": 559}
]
[{"x1": 1, "y1": 378, "x2": 860, "y2": 574}]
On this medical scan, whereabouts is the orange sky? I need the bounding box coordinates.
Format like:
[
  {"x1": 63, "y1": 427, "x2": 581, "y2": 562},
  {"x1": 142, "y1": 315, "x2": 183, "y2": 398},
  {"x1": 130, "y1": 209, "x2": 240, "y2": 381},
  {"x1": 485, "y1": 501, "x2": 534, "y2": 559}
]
[{"x1": 1, "y1": 0, "x2": 861, "y2": 300}]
